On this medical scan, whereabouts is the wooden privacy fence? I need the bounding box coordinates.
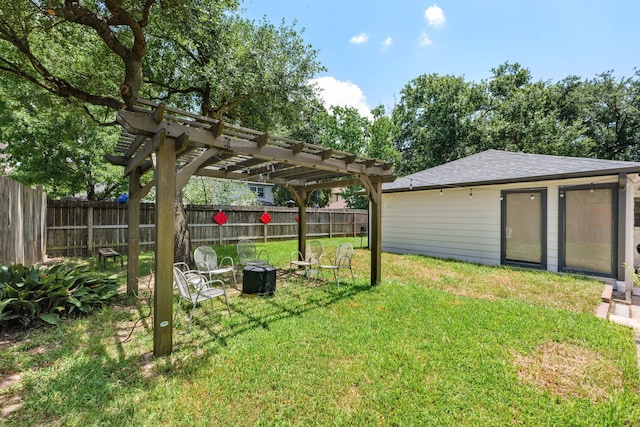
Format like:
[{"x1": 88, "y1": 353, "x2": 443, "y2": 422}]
[
  {"x1": 47, "y1": 200, "x2": 368, "y2": 257},
  {"x1": 0, "y1": 175, "x2": 47, "y2": 266}
]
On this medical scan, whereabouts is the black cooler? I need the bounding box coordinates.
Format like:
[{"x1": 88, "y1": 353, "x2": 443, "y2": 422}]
[{"x1": 242, "y1": 264, "x2": 276, "y2": 296}]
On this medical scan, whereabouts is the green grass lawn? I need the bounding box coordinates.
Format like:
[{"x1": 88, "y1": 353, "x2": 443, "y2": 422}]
[{"x1": 2, "y1": 237, "x2": 640, "y2": 425}]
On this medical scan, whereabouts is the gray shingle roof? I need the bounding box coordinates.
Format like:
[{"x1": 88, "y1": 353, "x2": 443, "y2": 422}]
[{"x1": 383, "y1": 149, "x2": 640, "y2": 192}]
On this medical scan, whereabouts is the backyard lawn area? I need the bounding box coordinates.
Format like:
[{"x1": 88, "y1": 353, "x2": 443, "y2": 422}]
[{"x1": 2, "y1": 237, "x2": 640, "y2": 425}]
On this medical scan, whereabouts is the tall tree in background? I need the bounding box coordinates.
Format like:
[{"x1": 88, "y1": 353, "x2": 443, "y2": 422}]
[
  {"x1": 392, "y1": 73, "x2": 484, "y2": 175},
  {"x1": 472, "y1": 62, "x2": 592, "y2": 157},
  {"x1": 579, "y1": 71, "x2": 640, "y2": 161},
  {"x1": 390, "y1": 62, "x2": 610, "y2": 174},
  {"x1": 341, "y1": 105, "x2": 401, "y2": 209}
]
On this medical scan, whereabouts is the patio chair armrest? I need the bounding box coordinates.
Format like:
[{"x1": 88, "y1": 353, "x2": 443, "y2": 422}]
[
  {"x1": 195, "y1": 260, "x2": 211, "y2": 272},
  {"x1": 290, "y1": 251, "x2": 304, "y2": 263},
  {"x1": 258, "y1": 249, "x2": 270, "y2": 262},
  {"x1": 336, "y1": 255, "x2": 351, "y2": 267},
  {"x1": 219, "y1": 256, "x2": 235, "y2": 269},
  {"x1": 174, "y1": 262, "x2": 191, "y2": 271},
  {"x1": 202, "y1": 278, "x2": 227, "y2": 290},
  {"x1": 318, "y1": 254, "x2": 334, "y2": 267},
  {"x1": 308, "y1": 252, "x2": 321, "y2": 265}
]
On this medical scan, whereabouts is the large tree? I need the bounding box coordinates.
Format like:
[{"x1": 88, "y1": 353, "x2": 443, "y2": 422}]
[
  {"x1": 0, "y1": 1, "x2": 325, "y2": 264},
  {"x1": 390, "y1": 63, "x2": 640, "y2": 176},
  {"x1": 392, "y1": 73, "x2": 484, "y2": 174},
  {"x1": 472, "y1": 63, "x2": 592, "y2": 157},
  {"x1": 579, "y1": 71, "x2": 640, "y2": 161}
]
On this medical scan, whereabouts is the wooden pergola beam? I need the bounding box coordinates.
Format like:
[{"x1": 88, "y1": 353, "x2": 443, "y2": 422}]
[
  {"x1": 287, "y1": 185, "x2": 314, "y2": 261},
  {"x1": 124, "y1": 129, "x2": 165, "y2": 176},
  {"x1": 252, "y1": 133, "x2": 269, "y2": 147},
  {"x1": 118, "y1": 110, "x2": 391, "y2": 176},
  {"x1": 176, "y1": 147, "x2": 227, "y2": 191}
]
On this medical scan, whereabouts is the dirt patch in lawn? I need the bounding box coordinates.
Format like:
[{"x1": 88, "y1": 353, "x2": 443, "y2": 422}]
[{"x1": 513, "y1": 341, "x2": 623, "y2": 402}]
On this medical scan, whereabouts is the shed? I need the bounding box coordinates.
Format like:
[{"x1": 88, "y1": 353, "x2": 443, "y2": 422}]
[{"x1": 382, "y1": 150, "x2": 640, "y2": 291}]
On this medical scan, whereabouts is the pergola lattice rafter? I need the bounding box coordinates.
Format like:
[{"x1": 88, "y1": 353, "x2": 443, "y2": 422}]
[{"x1": 110, "y1": 99, "x2": 396, "y2": 356}]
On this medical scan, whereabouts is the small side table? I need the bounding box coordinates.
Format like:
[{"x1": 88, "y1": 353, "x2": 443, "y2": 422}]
[
  {"x1": 242, "y1": 264, "x2": 276, "y2": 296},
  {"x1": 98, "y1": 248, "x2": 123, "y2": 269}
]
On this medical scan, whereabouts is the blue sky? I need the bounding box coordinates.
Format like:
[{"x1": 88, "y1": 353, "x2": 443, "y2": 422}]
[{"x1": 241, "y1": 1, "x2": 640, "y2": 118}]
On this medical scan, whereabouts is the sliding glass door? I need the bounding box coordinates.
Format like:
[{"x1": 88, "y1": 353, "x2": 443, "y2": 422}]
[
  {"x1": 559, "y1": 185, "x2": 616, "y2": 276},
  {"x1": 501, "y1": 189, "x2": 547, "y2": 269}
]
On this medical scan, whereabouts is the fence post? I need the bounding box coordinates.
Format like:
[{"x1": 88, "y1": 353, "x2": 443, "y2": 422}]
[
  {"x1": 87, "y1": 206, "x2": 94, "y2": 255},
  {"x1": 263, "y1": 223, "x2": 267, "y2": 242},
  {"x1": 329, "y1": 210, "x2": 333, "y2": 238},
  {"x1": 352, "y1": 211, "x2": 356, "y2": 237}
]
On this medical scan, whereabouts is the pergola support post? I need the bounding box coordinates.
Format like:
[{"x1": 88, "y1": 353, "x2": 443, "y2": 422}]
[
  {"x1": 288, "y1": 186, "x2": 313, "y2": 259},
  {"x1": 126, "y1": 167, "x2": 142, "y2": 295},
  {"x1": 360, "y1": 176, "x2": 383, "y2": 286},
  {"x1": 370, "y1": 183, "x2": 382, "y2": 286},
  {"x1": 154, "y1": 132, "x2": 174, "y2": 357}
]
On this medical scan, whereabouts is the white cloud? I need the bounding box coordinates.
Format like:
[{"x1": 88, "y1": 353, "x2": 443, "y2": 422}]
[
  {"x1": 425, "y1": 5, "x2": 446, "y2": 28},
  {"x1": 382, "y1": 37, "x2": 393, "y2": 50},
  {"x1": 350, "y1": 33, "x2": 369, "y2": 44},
  {"x1": 419, "y1": 32, "x2": 433, "y2": 47},
  {"x1": 309, "y1": 76, "x2": 372, "y2": 119}
]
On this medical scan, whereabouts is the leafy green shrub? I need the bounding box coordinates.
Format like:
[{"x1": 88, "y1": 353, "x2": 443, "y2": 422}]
[{"x1": 0, "y1": 263, "x2": 120, "y2": 330}]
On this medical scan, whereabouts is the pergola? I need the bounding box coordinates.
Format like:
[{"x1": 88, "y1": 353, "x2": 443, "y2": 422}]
[{"x1": 110, "y1": 99, "x2": 396, "y2": 356}]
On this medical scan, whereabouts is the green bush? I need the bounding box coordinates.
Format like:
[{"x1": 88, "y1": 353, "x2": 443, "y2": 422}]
[{"x1": 0, "y1": 263, "x2": 120, "y2": 330}]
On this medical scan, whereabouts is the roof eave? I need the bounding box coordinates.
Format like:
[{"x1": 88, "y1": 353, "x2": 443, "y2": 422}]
[{"x1": 383, "y1": 167, "x2": 640, "y2": 193}]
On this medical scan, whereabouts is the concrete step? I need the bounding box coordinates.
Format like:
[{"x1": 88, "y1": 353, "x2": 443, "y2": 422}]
[
  {"x1": 596, "y1": 302, "x2": 610, "y2": 320},
  {"x1": 601, "y1": 284, "x2": 613, "y2": 303}
]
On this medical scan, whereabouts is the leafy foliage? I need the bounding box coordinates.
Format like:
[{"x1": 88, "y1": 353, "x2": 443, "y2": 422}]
[
  {"x1": 0, "y1": 263, "x2": 120, "y2": 330},
  {"x1": 0, "y1": 79, "x2": 125, "y2": 199},
  {"x1": 390, "y1": 62, "x2": 640, "y2": 175},
  {"x1": 182, "y1": 177, "x2": 259, "y2": 206}
]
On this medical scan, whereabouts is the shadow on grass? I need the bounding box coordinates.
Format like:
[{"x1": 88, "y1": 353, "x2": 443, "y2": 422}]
[
  {"x1": 173, "y1": 272, "x2": 371, "y2": 353},
  {"x1": 2, "y1": 269, "x2": 373, "y2": 424}
]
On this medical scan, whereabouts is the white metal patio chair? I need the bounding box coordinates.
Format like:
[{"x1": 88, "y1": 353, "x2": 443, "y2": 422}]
[
  {"x1": 290, "y1": 240, "x2": 322, "y2": 278},
  {"x1": 194, "y1": 246, "x2": 237, "y2": 287},
  {"x1": 173, "y1": 264, "x2": 231, "y2": 332},
  {"x1": 318, "y1": 243, "x2": 355, "y2": 286},
  {"x1": 236, "y1": 239, "x2": 270, "y2": 266},
  {"x1": 173, "y1": 261, "x2": 203, "y2": 288}
]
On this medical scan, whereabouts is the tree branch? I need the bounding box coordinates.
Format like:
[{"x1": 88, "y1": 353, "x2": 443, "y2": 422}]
[
  {"x1": 82, "y1": 105, "x2": 119, "y2": 126},
  {"x1": 0, "y1": 57, "x2": 123, "y2": 110},
  {"x1": 51, "y1": 2, "x2": 129, "y2": 59},
  {"x1": 211, "y1": 93, "x2": 253, "y2": 119},
  {"x1": 49, "y1": 0, "x2": 152, "y2": 107},
  {"x1": 144, "y1": 78, "x2": 205, "y2": 99}
]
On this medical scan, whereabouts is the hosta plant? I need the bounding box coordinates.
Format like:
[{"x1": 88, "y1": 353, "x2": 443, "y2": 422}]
[{"x1": 0, "y1": 263, "x2": 120, "y2": 330}]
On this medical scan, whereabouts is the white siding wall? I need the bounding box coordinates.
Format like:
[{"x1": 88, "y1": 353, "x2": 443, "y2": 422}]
[
  {"x1": 382, "y1": 186, "x2": 502, "y2": 265},
  {"x1": 382, "y1": 176, "x2": 623, "y2": 274}
]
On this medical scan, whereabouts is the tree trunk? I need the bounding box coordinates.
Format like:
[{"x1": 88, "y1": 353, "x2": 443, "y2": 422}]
[{"x1": 174, "y1": 191, "x2": 192, "y2": 266}]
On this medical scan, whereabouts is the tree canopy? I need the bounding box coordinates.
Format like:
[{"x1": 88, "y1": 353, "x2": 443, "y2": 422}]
[
  {"x1": 0, "y1": 0, "x2": 324, "y2": 200},
  {"x1": 1, "y1": 1, "x2": 640, "y2": 201},
  {"x1": 391, "y1": 62, "x2": 640, "y2": 175}
]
